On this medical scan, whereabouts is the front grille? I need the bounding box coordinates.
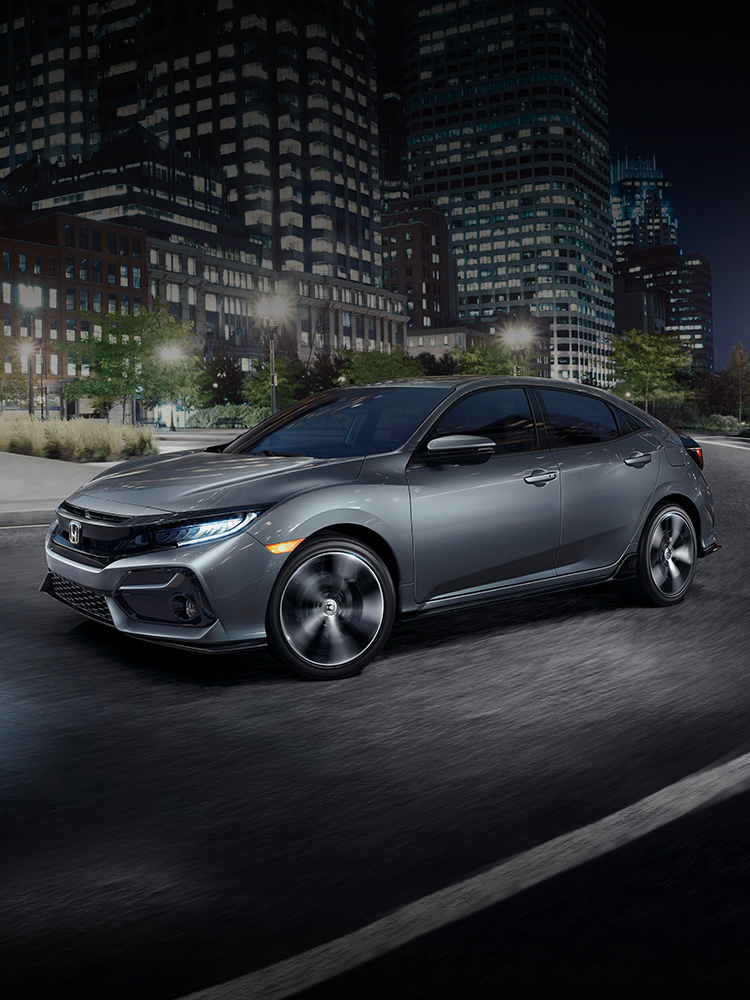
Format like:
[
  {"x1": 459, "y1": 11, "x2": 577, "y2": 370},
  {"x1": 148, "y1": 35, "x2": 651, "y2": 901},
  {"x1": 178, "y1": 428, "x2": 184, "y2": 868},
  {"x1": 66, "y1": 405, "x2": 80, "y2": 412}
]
[
  {"x1": 60, "y1": 501, "x2": 129, "y2": 524},
  {"x1": 49, "y1": 573, "x2": 114, "y2": 625}
]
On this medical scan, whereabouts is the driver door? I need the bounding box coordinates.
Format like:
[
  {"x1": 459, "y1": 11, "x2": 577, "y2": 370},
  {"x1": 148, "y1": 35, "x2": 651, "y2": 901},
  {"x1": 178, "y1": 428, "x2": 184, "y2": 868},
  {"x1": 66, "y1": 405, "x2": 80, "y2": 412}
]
[{"x1": 407, "y1": 386, "x2": 562, "y2": 604}]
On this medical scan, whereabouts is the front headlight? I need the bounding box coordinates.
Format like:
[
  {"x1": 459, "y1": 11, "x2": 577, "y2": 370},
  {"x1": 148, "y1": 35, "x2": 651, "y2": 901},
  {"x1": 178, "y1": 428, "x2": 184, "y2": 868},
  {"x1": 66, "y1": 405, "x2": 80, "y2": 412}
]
[{"x1": 150, "y1": 511, "x2": 261, "y2": 547}]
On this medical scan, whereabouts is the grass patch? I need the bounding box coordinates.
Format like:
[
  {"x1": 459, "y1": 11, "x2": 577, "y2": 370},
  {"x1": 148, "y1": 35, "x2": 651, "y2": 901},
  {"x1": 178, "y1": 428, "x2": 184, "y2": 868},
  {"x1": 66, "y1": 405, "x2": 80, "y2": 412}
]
[{"x1": 0, "y1": 415, "x2": 157, "y2": 462}]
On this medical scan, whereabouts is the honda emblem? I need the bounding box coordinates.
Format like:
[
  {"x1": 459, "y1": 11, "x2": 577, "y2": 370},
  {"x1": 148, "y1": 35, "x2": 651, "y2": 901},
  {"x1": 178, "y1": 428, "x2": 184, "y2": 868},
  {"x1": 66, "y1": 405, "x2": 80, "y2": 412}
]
[{"x1": 69, "y1": 520, "x2": 81, "y2": 545}]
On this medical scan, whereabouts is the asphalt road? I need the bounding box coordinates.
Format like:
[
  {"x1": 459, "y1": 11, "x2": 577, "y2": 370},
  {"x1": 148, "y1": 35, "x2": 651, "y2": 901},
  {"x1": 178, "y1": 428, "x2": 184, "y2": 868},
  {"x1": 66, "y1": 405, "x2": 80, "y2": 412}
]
[{"x1": 0, "y1": 439, "x2": 748, "y2": 999}]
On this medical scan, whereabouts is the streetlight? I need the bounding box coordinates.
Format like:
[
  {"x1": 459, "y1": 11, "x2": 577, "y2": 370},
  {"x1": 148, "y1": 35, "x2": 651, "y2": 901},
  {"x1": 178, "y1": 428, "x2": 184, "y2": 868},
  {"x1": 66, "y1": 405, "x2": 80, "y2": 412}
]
[
  {"x1": 738, "y1": 351, "x2": 744, "y2": 424},
  {"x1": 18, "y1": 284, "x2": 43, "y2": 417},
  {"x1": 258, "y1": 294, "x2": 287, "y2": 415},
  {"x1": 160, "y1": 345, "x2": 183, "y2": 432},
  {"x1": 503, "y1": 325, "x2": 536, "y2": 376}
]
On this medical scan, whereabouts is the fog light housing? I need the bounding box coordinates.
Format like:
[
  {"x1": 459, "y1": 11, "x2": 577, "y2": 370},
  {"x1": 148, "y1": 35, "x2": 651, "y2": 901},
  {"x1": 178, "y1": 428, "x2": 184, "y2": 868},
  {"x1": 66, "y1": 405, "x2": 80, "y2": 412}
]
[
  {"x1": 113, "y1": 568, "x2": 216, "y2": 627},
  {"x1": 170, "y1": 593, "x2": 202, "y2": 624}
]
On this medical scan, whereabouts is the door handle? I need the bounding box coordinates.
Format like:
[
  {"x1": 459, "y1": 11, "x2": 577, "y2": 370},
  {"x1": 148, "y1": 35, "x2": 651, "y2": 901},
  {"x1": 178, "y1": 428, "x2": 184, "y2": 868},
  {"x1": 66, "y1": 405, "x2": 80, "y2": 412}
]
[
  {"x1": 524, "y1": 468, "x2": 558, "y2": 485},
  {"x1": 623, "y1": 452, "x2": 652, "y2": 466}
]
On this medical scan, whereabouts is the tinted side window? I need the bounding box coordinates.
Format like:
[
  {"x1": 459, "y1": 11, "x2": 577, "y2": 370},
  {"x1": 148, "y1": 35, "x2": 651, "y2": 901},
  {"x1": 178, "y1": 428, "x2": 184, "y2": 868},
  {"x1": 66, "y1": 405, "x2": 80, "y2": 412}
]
[
  {"x1": 615, "y1": 406, "x2": 648, "y2": 432},
  {"x1": 539, "y1": 389, "x2": 619, "y2": 448},
  {"x1": 432, "y1": 387, "x2": 536, "y2": 454}
]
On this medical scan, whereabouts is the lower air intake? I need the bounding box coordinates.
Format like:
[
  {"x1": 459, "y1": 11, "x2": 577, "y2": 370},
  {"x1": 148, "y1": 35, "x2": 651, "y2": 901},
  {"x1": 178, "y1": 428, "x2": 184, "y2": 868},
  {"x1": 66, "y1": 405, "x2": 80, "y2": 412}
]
[{"x1": 49, "y1": 573, "x2": 114, "y2": 625}]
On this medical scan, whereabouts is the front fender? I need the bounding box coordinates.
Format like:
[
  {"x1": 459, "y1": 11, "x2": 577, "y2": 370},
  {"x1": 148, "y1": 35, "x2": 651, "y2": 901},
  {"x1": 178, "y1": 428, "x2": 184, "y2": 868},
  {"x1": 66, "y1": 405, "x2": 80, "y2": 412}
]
[{"x1": 247, "y1": 482, "x2": 414, "y2": 583}]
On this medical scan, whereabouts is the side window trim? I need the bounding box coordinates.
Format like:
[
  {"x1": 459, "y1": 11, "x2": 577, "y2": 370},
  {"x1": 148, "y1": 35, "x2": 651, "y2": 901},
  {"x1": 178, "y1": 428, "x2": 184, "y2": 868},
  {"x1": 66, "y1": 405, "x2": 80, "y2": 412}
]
[
  {"x1": 612, "y1": 405, "x2": 640, "y2": 438},
  {"x1": 534, "y1": 387, "x2": 623, "y2": 449},
  {"x1": 417, "y1": 385, "x2": 540, "y2": 457},
  {"x1": 525, "y1": 387, "x2": 549, "y2": 450}
]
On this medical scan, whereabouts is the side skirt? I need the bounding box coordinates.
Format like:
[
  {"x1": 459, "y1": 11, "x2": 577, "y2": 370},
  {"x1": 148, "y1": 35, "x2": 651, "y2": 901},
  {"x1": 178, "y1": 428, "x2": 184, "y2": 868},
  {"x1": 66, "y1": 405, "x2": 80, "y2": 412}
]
[{"x1": 399, "y1": 559, "x2": 631, "y2": 621}]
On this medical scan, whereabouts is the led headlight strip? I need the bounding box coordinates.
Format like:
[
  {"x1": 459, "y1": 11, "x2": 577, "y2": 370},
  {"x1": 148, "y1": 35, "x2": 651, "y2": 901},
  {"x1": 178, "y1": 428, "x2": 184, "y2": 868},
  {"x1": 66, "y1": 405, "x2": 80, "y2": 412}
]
[{"x1": 150, "y1": 511, "x2": 260, "y2": 547}]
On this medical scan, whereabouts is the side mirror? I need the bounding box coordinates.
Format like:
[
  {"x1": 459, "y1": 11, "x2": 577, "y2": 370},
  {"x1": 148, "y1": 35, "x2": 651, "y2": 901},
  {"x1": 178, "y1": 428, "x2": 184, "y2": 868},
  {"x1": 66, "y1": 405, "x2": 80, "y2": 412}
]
[{"x1": 423, "y1": 434, "x2": 495, "y2": 466}]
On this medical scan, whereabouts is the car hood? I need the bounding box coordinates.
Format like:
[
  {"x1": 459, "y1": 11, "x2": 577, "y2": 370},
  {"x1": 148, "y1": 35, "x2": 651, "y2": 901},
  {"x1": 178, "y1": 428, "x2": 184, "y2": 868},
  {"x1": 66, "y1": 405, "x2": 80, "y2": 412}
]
[{"x1": 63, "y1": 450, "x2": 365, "y2": 518}]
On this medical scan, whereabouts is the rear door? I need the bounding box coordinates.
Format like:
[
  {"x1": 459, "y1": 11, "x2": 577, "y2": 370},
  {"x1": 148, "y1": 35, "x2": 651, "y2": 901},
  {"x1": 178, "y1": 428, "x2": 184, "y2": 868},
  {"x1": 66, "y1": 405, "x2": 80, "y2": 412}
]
[{"x1": 535, "y1": 387, "x2": 660, "y2": 574}]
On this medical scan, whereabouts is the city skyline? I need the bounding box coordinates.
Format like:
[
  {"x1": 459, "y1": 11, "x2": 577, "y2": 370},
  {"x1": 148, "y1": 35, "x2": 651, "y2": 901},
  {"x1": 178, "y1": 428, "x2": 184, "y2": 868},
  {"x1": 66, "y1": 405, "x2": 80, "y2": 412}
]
[
  {"x1": 1, "y1": 1, "x2": 745, "y2": 371},
  {"x1": 392, "y1": 0, "x2": 613, "y2": 384},
  {"x1": 606, "y1": 3, "x2": 746, "y2": 368},
  {"x1": 379, "y1": 0, "x2": 746, "y2": 369}
]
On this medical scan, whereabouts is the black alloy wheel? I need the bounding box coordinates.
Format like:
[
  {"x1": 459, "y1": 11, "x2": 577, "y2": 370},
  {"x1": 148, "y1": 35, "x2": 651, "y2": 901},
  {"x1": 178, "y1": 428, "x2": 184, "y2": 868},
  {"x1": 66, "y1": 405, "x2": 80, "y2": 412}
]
[
  {"x1": 266, "y1": 534, "x2": 396, "y2": 680},
  {"x1": 631, "y1": 502, "x2": 697, "y2": 607}
]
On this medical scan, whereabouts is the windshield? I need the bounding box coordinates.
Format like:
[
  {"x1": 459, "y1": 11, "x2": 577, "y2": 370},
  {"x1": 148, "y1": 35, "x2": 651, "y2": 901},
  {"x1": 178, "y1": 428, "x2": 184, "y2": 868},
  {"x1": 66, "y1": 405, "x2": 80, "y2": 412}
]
[{"x1": 224, "y1": 386, "x2": 451, "y2": 460}]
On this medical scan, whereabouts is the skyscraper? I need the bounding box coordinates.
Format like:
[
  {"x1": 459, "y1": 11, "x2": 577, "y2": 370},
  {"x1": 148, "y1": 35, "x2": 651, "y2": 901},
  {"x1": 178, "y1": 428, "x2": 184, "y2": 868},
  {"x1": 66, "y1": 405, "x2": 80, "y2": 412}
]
[
  {"x1": 400, "y1": 0, "x2": 613, "y2": 382},
  {"x1": 1, "y1": 1, "x2": 408, "y2": 381},
  {"x1": 616, "y1": 245, "x2": 714, "y2": 373},
  {"x1": 610, "y1": 154, "x2": 713, "y2": 371},
  {"x1": 610, "y1": 154, "x2": 678, "y2": 253},
  {"x1": 381, "y1": 197, "x2": 456, "y2": 328},
  {"x1": 0, "y1": 0, "x2": 382, "y2": 285}
]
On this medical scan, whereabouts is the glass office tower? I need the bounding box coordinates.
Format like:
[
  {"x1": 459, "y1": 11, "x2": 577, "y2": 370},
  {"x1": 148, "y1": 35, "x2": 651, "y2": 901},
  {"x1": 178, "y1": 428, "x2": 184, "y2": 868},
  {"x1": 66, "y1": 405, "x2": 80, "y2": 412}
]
[
  {"x1": 401, "y1": 0, "x2": 613, "y2": 381},
  {"x1": 0, "y1": 0, "x2": 382, "y2": 285}
]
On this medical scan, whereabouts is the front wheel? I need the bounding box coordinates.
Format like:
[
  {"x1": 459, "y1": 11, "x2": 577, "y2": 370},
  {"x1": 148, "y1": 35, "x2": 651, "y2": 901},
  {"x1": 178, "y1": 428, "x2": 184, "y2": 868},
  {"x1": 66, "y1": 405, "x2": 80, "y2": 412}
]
[
  {"x1": 266, "y1": 534, "x2": 396, "y2": 680},
  {"x1": 629, "y1": 503, "x2": 697, "y2": 607}
]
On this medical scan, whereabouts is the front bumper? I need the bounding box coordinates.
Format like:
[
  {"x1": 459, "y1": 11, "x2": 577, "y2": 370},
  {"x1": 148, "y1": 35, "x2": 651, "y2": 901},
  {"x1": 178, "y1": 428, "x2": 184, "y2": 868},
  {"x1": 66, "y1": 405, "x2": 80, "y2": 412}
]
[{"x1": 42, "y1": 521, "x2": 280, "y2": 650}]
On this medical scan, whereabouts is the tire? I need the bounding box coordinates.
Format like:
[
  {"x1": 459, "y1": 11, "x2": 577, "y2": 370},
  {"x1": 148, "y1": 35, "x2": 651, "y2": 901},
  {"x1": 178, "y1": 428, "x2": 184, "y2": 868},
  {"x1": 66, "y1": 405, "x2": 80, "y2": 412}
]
[
  {"x1": 629, "y1": 503, "x2": 697, "y2": 607},
  {"x1": 266, "y1": 534, "x2": 396, "y2": 680}
]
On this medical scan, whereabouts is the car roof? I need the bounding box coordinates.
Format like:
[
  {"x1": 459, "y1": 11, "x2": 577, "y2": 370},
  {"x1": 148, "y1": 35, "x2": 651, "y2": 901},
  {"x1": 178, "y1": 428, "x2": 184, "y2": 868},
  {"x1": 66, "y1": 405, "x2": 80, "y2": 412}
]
[
  {"x1": 333, "y1": 377, "x2": 659, "y2": 425},
  {"x1": 338, "y1": 375, "x2": 604, "y2": 391}
]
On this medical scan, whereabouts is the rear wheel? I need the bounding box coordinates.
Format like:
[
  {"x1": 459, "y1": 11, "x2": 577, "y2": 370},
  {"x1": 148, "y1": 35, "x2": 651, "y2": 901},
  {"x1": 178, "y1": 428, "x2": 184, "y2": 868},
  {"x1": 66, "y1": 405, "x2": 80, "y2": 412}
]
[
  {"x1": 266, "y1": 534, "x2": 396, "y2": 680},
  {"x1": 630, "y1": 503, "x2": 697, "y2": 606}
]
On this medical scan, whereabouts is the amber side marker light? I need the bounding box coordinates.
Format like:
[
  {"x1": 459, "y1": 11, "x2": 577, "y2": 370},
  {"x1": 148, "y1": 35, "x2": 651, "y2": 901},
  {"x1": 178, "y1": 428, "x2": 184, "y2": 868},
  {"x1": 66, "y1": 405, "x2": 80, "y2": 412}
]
[{"x1": 265, "y1": 538, "x2": 305, "y2": 555}]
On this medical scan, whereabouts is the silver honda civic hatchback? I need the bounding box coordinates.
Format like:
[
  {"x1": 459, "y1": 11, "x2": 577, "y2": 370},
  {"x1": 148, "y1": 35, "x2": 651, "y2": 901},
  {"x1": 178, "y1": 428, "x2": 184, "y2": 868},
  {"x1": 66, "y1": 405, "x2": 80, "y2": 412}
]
[{"x1": 42, "y1": 377, "x2": 719, "y2": 680}]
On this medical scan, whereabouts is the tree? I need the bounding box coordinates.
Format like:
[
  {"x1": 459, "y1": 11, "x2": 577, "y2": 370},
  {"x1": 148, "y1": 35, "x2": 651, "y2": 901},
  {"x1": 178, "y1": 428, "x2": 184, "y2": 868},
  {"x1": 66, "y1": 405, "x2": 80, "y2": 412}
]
[
  {"x1": 64, "y1": 303, "x2": 194, "y2": 423},
  {"x1": 0, "y1": 370, "x2": 28, "y2": 409},
  {"x1": 190, "y1": 350, "x2": 246, "y2": 407},
  {"x1": 244, "y1": 351, "x2": 305, "y2": 412},
  {"x1": 305, "y1": 350, "x2": 346, "y2": 395},
  {"x1": 416, "y1": 351, "x2": 460, "y2": 376},
  {"x1": 450, "y1": 341, "x2": 515, "y2": 375},
  {"x1": 137, "y1": 350, "x2": 200, "y2": 415},
  {"x1": 722, "y1": 341, "x2": 750, "y2": 423},
  {"x1": 611, "y1": 329, "x2": 691, "y2": 415},
  {"x1": 339, "y1": 348, "x2": 422, "y2": 384}
]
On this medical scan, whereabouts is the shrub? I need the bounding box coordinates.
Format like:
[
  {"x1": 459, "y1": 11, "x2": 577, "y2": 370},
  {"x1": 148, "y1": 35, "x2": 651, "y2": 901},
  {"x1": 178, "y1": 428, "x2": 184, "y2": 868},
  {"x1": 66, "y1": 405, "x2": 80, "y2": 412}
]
[
  {"x1": 1, "y1": 416, "x2": 46, "y2": 456},
  {"x1": 186, "y1": 403, "x2": 269, "y2": 429},
  {"x1": 0, "y1": 415, "x2": 157, "y2": 462},
  {"x1": 695, "y1": 413, "x2": 740, "y2": 432},
  {"x1": 692, "y1": 413, "x2": 750, "y2": 436}
]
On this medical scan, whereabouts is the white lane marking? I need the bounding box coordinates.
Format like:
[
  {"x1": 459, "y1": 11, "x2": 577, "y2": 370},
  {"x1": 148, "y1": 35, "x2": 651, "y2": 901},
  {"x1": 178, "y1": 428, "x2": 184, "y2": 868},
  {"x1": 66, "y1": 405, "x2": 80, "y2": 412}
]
[
  {"x1": 0, "y1": 524, "x2": 49, "y2": 530},
  {"x1": 179, "y1": 752, "x2": 750, "y2": 1000},
  {"x1": 694, "y1": 438, "x2": 750, "y2": 450}
]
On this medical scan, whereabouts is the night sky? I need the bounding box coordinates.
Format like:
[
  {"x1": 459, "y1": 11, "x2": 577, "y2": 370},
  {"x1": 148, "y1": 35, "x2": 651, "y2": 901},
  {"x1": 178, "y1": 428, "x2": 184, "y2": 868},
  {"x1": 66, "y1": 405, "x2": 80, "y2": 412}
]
[{"x1": 375, "y1": 1, "x2": 749, "y2": 369}]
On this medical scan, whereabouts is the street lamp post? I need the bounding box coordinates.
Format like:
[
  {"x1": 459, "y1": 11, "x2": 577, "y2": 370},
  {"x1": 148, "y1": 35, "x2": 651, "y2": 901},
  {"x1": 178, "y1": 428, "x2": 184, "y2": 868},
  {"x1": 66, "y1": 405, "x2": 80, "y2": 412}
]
[
  {"x1": 18, "y1": 287, "x2": 44, "y2": 418},
  {"x1": 160, "y1": 345, "x2": 183, "y2": 431},
  {"x1": 269, "y1": 330, "x2": 276, "y2": 416},
  {"x1": 504, "y1": 325, "x2": 536, "y2": 376},
  {"x1": 27, "y1": 351, "x2": 34, "y2": 416},
  {"x1": 258, "y1": 295, "x2": 286, "y2": 415},
  {"x1": 19, "y1": 341, "x2": 35, "y2": 416},
  {"x1": 738, "y1": 353, "x2": 744, "y2": 424}
]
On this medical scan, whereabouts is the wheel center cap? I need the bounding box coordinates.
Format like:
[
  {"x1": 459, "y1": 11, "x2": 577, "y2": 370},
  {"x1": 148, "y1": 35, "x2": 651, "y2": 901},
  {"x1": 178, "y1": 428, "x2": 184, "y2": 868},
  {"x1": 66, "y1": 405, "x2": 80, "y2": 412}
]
[
  {"x1": 664, "y1": 546, "x2": 673, "y2": 562},
  {"x1": 323, "y1": 598, "x2": 338, "y2": 617}
]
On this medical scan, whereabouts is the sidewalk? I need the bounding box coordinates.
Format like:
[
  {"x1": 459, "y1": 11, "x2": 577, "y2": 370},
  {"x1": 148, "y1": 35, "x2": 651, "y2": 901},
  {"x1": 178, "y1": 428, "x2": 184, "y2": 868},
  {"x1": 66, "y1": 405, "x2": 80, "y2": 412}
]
[{"x1": 0, "y1": 429, "x2": 238, "y2": 527}]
